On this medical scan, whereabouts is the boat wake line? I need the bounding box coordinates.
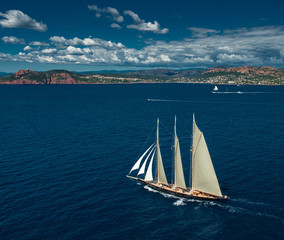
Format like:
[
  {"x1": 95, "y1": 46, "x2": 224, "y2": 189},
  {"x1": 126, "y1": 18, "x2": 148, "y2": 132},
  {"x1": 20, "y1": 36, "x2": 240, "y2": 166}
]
[
  {"x1": 147, "y1": 98, "x2": 284, "y2": 106},
  {"x1": 211, "y1": 91, "x2": 283, "y2": 94},
  {"x1": 143, "y1": 186, "x2": 284, "y2": 223},
  {"x1": 147, "y1": 99, "x2": 216, "y2": 104},
  {"x1": 148, "y1": 99, "x2": 185, "y2": 102}
]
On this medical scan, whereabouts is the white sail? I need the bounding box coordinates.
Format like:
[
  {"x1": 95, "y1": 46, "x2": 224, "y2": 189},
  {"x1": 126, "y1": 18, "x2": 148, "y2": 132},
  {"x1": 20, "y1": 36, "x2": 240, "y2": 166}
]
[
  {"x1": 129, "y1": 143, "x2": 155, "y2": 174},
  {"x1": 157, "y1": 118, "x2": 168, "y2": 185},
  {"x1": 191, "y1": 114, "x2": 222, "y2": 197},
  {"x1": 137, "y1": 147, "x2": 155, "y2": 176},
  {"x1": 213, "y1": 85, "x2": 218, "y2": 91},
  {"x1": 144, "y1": 149, "x2": 156, "y2": 181},
  {"x1": 174, "y1": 116, "x2": 186, "y2": 189}
]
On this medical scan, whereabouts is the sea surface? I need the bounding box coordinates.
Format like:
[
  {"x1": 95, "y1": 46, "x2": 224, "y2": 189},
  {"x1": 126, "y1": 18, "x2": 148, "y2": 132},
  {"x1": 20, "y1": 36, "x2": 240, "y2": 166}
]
[{"x1": 0, "y1": 84, "x2": 283, "y2": 240}]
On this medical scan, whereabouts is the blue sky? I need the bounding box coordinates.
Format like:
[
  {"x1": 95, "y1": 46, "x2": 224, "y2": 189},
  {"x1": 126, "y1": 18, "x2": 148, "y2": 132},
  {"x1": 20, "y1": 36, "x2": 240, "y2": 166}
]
[{"x1": 1, "y1": 0, "x2": 284, "y2": 72}]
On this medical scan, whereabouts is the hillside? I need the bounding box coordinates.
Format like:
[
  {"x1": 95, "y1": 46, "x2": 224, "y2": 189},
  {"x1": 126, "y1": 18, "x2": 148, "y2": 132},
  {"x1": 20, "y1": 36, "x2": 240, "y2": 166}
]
[
  {"x1": 196, "y1": 66, "x2": 284, "y2": 85},
  {"x1": 0, "y1": 66, "x2": 283, "y2": 85}
]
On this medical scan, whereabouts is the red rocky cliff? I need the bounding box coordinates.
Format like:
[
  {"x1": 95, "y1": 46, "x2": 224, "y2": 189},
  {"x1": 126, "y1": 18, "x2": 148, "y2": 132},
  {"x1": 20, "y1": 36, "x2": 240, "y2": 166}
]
[
  {"x1": 48, "y1": 73, "x2": 77, "y2": 84},
  {"x1": 0, "y1": 70, "x2": 81, "y2": 84},
  {"x1": 15, "y1": 69, "x2": 37, "y2": 77}
]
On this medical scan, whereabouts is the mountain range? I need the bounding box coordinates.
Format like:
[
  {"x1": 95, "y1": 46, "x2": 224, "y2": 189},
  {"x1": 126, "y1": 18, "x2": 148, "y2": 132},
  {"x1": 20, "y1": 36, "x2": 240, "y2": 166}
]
[{"x1": 0, "y1": 66, "x2": 283, "y2": 85}]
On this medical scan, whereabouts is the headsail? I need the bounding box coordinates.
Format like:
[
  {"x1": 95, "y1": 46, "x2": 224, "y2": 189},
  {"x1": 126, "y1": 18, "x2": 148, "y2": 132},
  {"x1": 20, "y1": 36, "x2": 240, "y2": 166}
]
[
  {"x1": 144, "y1": 148, "x2": 156, "y2": 181},
  {"x1": 191, "y1": 114, "x2": 222, "y2": 197},
  {"x1": 157, "y1": 118, "x2": 168, "y2": 185},
  {"x1": 137, "y1": 147, "x2": 155, "y2": 176},
  {"x1": 129, "y1": 143, "x2": 155, "y2": 175},
  {"x1": 174, "y1": 116, "x2": 186, "y2": 189}
]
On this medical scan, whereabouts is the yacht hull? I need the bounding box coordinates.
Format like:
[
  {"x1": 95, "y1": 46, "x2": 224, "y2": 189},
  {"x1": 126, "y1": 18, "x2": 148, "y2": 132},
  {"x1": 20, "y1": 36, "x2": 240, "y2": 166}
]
[{"x1": 139, "y1": 179, "x2": 227, "y2": 201}]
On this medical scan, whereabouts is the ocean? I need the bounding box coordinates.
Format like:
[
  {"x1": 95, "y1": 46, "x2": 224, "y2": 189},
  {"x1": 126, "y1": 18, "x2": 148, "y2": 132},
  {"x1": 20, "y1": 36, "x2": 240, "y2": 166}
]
[{"x1": 0, "y1": 84, "x2": 283, "y2": 240}]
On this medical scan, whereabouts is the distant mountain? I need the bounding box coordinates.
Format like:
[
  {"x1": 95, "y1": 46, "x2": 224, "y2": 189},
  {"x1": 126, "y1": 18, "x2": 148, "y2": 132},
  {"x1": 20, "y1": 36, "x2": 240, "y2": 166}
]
[
  {"x1": 0, "y1": 66, "x2": 283, "y2": 85},
  {"x1": 0, "y1": 69, "x2": 83, "y2": 84},
  {"x1": 198, "y1": 66, "x2": 284, "y2": 85},
  {"x1": 0, "y1": 72, "x2": 12, "y2": 77},
  {"x1": 124, "y1": 68, "x2": 205, "y2": 78}
]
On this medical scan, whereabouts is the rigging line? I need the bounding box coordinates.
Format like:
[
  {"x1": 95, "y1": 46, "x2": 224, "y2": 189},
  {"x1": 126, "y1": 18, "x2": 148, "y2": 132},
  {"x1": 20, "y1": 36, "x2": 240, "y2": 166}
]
[
  {"x1": 159, "y1": 121, "x2": 174, "y2": 138},
  {"x1": 134, "y1": 124, "x2": 156, "y2": 161}
]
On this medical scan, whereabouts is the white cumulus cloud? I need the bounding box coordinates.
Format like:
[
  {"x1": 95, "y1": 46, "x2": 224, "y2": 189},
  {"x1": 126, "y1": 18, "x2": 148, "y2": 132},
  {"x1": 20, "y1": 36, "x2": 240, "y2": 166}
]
[
  {"x1": 50, "y1": 36, "x2": 125, "y2": 49},
  {"x1": 124, "y1": 10, "x2": 169, "y2": 34},
  {"x1": 41, "y1": 48, "x2": 57, "y2": 54},
  {"x1": 29, "y1": 41, "x2": 50, "y2": 46},
  {"x1": 2, "y1": 26, "x2": 284, "y2": 68},
  {"x1": 23, "y1": 46, "x2": 32, "y2": 51},
  {"x1": 2, "y1": 36, "x2": 25, "y2": 44},
  {"x1": 0, "y1": 10, "x2": 47, "y2": 31}
]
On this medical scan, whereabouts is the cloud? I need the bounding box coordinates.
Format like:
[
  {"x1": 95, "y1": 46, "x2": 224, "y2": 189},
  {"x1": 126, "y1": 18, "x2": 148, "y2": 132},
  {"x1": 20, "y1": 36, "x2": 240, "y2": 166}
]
[
  {"x1": 216, "y1": 53, "x2": 256, "y2": 63},
  {"x1": 41, "y1": 48, "x2": 57, "y2": 54},
  {"x1": 88, "y1": 5, "x2": 169, "y2": 34},
  {"x1": 49, "y1": 36, "x2": 125, "y2": 48},
  {"x1": 160, "y1": 54, "x2": 171, "y2": 62},
  {"x1": 2, "y1": 26, "x2": 284, "y2": 68},
  {"x1": 29, "y1": 41, "x2": 50, "y2": 46},
  {"x1": 124, "y1": 10, "x2": 169, "y2": 34},
  {"x1": 66, "y1": 46, "x2": 84, "y2": 55},
  {"x1": 0, "y1": 10, "x2": 47, "y2": 31},
  {"x1": 188, "y1": 27, "x2": 220, "y2": 38},
  {"x1": 88, "y1": 5, "x2": 123, "y2": 22},
  {"x1": 23, "y1": 46, "x2": 32, "y2": 51},
  {"x1": 2, "y1": 36, "x2": 25, "y2": 44},
  {"x1": 111, "y1": 23, "x2": 121, "y2": 29},
  {"x1": 124, "y1": 10, "x2": 140, "y2": 23}
]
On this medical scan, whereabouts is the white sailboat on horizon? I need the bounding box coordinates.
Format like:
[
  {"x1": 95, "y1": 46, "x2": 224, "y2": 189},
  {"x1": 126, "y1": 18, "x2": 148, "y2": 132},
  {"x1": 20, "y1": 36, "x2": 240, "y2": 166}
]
[{"x1": 127, "y1": 115, "x2": 227, "y2": 201}]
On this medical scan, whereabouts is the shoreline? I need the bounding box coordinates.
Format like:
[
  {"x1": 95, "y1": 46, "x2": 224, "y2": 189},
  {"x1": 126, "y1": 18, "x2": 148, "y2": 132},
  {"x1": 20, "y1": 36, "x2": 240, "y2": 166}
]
[{"x1": 0, "y1": 82, "x2": 283, "y2": 86}]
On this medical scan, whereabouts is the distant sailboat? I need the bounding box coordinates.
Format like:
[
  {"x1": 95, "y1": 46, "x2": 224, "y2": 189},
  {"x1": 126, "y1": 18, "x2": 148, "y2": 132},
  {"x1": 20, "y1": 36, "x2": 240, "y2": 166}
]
[
  {"x1": 213, "y1": 85, "x2": 218, "y2": 91},
  {"x1": 127, "y1": 115, "x2": 227, "y2": 201}
]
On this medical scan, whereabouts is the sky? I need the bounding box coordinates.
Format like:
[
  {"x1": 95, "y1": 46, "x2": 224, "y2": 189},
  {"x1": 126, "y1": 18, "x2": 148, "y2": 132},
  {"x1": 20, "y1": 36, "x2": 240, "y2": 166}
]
[{"x1": 0, "y1": 0, "x2": 284, "y2": 72}]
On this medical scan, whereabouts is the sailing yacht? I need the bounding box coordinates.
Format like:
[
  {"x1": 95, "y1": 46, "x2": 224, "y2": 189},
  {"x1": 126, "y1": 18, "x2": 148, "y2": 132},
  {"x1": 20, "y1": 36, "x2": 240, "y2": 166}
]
[
  {"x1": 127, "y1": 115, "x2": 227, "y2": 201},
  {"x1": 213, "y1": 85, "x2": 218, "y2": 91}
]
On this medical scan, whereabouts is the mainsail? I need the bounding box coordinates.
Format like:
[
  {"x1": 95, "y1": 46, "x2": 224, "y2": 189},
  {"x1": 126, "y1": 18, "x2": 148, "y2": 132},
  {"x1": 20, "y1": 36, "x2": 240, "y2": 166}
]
[
  {"x1": 191, "y1": 114, "x2": 222, "y2": 196},
  {"x1": 174, "y1": 116, "x2": 186, "y2": 189},
  {"x1": 157, "y1": 118, "x2": 168, "y2": 185}
]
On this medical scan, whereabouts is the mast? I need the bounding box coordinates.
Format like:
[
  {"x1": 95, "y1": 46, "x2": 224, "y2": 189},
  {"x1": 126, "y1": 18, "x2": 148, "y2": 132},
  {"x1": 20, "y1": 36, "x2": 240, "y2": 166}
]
[
  {"x1": 190, "y1": 113, "x2": 195, "y2": 189},
  {"x1": 174, "y1": 116, "x2": 177, "y2": 186},
  {"x1": 157, "y1": 118, "x2": 159, "y2": 182},
  {"x1": 174, "y1": 116, "x2": 186, "y2": 189},
  {"x1": 156, "y1": 118, "x2": 168, "y2": 185}
]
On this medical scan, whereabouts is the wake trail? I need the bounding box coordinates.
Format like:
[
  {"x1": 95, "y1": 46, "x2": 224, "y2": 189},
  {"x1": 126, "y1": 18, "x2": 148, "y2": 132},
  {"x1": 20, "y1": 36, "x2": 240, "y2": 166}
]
[
  {"x1": 212, "y1": 91, "x2": 284, "y2": 94},
  {"x1": 147, "y1": 98, "x2": 284, "y2": 106},
  {"x1": 143, "y1": 186, "x2": 284, "y2": 222}
]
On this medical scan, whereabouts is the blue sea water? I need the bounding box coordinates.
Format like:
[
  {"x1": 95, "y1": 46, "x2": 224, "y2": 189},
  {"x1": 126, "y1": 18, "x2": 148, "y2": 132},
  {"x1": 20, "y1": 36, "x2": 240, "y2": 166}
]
[{"x1": 0, "y1": 84, "x2": 283, "y2": 240}]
